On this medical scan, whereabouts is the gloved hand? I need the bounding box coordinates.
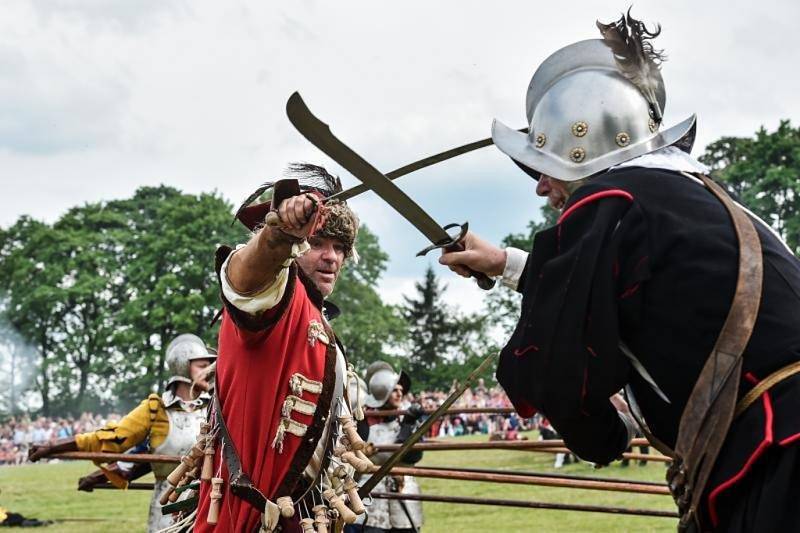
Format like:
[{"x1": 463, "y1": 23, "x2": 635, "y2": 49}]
[
  {"x1": 401, "y1": 403, "x2": 426, "y2": 426},
  {"x1": 28, "y1": 437, "x2": 77, "y2": 462}
]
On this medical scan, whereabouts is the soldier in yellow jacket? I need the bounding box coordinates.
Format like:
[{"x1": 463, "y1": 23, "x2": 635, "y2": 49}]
[{"x1": 30, "y1": 333, "x2": 216, "y2": 532}]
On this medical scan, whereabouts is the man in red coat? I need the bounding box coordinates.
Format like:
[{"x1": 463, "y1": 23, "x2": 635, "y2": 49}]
[{"x1": 193, "y1": 164, "x2": 363, "y2": 532}]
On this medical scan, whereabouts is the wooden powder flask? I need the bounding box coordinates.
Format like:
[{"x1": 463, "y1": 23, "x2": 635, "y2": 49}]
[
  {"x1": 170, "y1": 467, "x2": 198, "y2": 503},
  {"x1": 323, "y1": 488, "x2": 357, "y2": 524},
  {"x1": 276, "y1": 495, "x2": 295, "y2": 518},
  {"x1": 338, "y1": 415, "x2": 365, "y2": 451},
  {"x1": 343, "y1": 477, "x2": 365, "y2": 515},
  {"x1": 299, "y1": 517, "x2": 316, "y2": 533},
  {"x1": 339, "y1": 451, "x2": 372, "y2": 473},
  {"x1": 354, "y1": 449, "x2": 372, "y2": 465},
  {"x1": 201, "y1": 443, "x2": 215, "y2": 482},
  {"x1": 167, "y1": 455, "x2": 195, "y2": 487},
  {"x1": 159, "y1": 485, "x2": 176, "y2": 506},
  {"x1": 312, "y1": 505, "x2": 330, "y2": 533},
  {"x1": 207, "y1": 477, "x2": 224, "y2": 525},
  {"x1": 168, "y1": 480, "x2": 182, "y2": 503}
]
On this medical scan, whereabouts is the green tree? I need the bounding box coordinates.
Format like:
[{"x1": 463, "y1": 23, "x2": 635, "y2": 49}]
[
  {"x1": 330, "y1": 225, "x2": 406, "y2": 371},
  {"x1": 402, "y1": 265, "x2": 492, "y2": 390},
  {"x1": 0, "y1": 188, "x2": 246, "y2": 414},
  {"x1": 700, "y1": 120, "x2": 800, "y2": 253},
  {"x1": 108, "y1": 186, "x2": 246, "y2": 407}
]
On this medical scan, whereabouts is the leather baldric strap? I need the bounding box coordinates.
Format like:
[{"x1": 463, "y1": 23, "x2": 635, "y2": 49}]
[
  {"x1": 667, "y1": 174, "x2": 763, "y2": 531},
  {"x1": 213, "y1": 394, "x2": 269, "y2": 512}
]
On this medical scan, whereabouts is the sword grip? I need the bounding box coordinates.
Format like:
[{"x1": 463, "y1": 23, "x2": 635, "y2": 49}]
[{"x1": 445, "y1": 242, "x2": 496, "y2": 290}]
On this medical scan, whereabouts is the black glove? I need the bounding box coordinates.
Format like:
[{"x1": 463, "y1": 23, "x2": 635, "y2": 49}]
[{"x1": 401, "y1": 403, "x2": 426, "y2": 426}]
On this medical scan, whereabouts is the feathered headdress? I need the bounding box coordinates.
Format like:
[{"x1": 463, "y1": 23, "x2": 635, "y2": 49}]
[
  {"x1": 233, "y1": 163, "x2": 359, "y2": 258},
  {"x1": 597, "y1": 8, "x2": 666, "y2": 124}
]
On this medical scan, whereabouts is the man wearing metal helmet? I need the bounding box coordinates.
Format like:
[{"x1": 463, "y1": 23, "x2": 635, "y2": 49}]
[
  {"x1": 193, "y1": 164, "x2": 364, "y2": 532},
  {"x1": 355, "y1": 361, "x2": 424, "y2": 533},
  {"x1": 29, "y1": 333, "x2": 216, "y2": 532},
  {"x1": 440, "y1": 11, "x2": 800, "y2": 532}
]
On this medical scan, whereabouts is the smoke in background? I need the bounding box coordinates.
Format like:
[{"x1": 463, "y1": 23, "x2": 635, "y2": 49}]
[{"x1": 0, "y1": 298, "x2": 40, "y2": 416}]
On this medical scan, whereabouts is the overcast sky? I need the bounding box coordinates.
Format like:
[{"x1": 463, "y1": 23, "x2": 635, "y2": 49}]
[{"x1": 2, "y1": 0, "x2": 799, "y2": 313}]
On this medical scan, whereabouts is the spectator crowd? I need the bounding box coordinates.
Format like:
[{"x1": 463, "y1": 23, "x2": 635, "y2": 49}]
[
  {"x1": 0, "y1": 412, "x2": 122, "y2": 465},
  {"x1": 1, "y1": 381, "x2": 544, "y2": 466},
  {"x1": 412, "y1": 379, "x2": 536, "y2": 440}
]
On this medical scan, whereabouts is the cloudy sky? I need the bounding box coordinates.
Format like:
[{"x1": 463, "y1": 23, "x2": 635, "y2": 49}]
[{"x1": 2, "y1": 0, "x2": 799, "y2": 313}]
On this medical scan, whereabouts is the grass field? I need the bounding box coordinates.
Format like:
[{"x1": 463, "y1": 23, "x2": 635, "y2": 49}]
[{"x1": 1, "y1": 432, "x2": 677, "y2": 532}]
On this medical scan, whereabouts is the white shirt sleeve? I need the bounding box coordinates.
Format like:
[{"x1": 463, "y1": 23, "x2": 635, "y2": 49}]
[
  {"x1": 501, "y1": 247, "x2": 529, "y2": 290},
  {"x1": 220, "y1": 241, "x2": 310, "y2": 314}
]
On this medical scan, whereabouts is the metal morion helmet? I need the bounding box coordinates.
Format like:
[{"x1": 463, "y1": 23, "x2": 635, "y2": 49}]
[
  {"x1": 165, "y1": 333, "x2": 217, "y2": 388},
  {"x1": 364, "y1": 361, "x2": 411, "y2": 409},
  {"x1": 492, "y1": 11, "x2": 697, "y2": 182}
]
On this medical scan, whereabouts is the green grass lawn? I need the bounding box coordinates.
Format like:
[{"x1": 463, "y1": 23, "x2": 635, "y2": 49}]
[{"x1": 1, "y1": 432, "x2": 677, "y2": 532}]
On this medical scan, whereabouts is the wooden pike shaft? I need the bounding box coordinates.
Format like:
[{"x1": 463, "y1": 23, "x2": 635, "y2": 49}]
[
  {"x1": 50, "y1": 451, "x2": 179, "y2": 463},
  {"x1": 367, "y1": 407, "x2": 516, "y2": 417},
  {"x1": 372, "y1": 438, "x2": 669, "y2": 463},
  {"x1": 370, "y1": 492, "x2": 678, "y2": 519},
  {"x1": 375, "y1": 437, "x2": 650, "y2": 450},
  {"x1": 528, "y1": 448, "x2": 671, "y2": 463},
  {"x1": 410, "y1": 465, "x2": 668, "y2": 487},
  {"x1": 385, "y1": 466, "x2": 671, "y2": 495},
  {"x1": 92, "y1": 467, "x2": 669, "y2": 493},
  {"x1": 50, "y1": 439, "x2": 666, "y2": 464},
  {"x1": 93, "y1": 482, "x2": 154, "y2": 490}
]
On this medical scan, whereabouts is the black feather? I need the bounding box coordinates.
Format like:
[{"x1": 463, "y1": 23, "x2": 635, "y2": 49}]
[{"x1": 597, "y1": 8, "x2": 666, "y2": 123}]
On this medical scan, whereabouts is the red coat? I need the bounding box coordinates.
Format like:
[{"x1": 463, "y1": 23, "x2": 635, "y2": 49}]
[{"x1": 195, "y1": 250, "x2": 337, "y2": 533}]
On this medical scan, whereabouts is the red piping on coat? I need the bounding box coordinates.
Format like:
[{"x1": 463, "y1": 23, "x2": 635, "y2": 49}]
[
  {"x1": 557, "y1": 190, "x2": 634, "y2": 225},
  {"x1": 514, "y1": 344, "x2": 539, "y2": 357},
  {"x1": 706, "y1": 373, "x2": 774, "y2": 527}
]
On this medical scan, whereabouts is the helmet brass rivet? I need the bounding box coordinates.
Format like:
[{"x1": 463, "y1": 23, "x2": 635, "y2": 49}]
[
  {"x1": 571, "y1": 121, "x2": 588, "y2": 137},
  {"x1": 615, "y1": 132, "x2": 631, "y2": 147},
  {"x1": 535, "y1": 133, "x2": 547, "y2": 148},
  {"x1": 569, "y1": 147, "x2": 586, "y2": 163}
]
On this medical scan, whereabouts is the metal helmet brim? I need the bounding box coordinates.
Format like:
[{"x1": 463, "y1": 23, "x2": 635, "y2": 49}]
[
  {"x1": 492, "y1": 114, "x2": 697, "y2": 182},
  {"x1": 363, "y1": 364, "x2": 412, "y2": 409}
]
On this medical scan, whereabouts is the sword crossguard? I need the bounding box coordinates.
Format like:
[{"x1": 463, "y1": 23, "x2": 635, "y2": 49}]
[{"x1": 416, "y1": 222, "x2": 496, "y2": 290}]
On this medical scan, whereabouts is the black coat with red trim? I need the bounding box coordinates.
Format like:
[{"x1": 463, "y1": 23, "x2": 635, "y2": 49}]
[{"x1": 497, "y1": 167, "x2": 800, "y2": 520}]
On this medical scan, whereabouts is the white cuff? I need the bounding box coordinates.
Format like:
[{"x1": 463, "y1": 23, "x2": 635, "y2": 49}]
[
  {"x1": 501, "y1": 247, "x2": 529, "y2": 290},
  {"x1": 220, "y1": 242, "x2": 308, "y2": 314}
]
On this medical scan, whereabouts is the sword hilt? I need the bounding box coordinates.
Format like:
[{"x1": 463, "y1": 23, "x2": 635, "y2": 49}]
[{"x1": 417, "y1": 222, "x2": 496, "y2": 291}]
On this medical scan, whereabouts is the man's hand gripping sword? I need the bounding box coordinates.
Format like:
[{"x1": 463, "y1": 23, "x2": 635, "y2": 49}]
[{"x1": 282, "y1": 91, "x2": 496, "y2": 290}]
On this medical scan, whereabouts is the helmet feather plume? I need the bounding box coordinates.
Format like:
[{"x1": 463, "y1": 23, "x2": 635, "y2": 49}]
[{"x1": 597, "y1": 8, "x2": 666, "y2": 124}]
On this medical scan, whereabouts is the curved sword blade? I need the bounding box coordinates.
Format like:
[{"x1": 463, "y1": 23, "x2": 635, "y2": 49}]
[
  {"x1": 331, "y1": 130, "x2": 527, "y2": 203},
  {"x1": 286, "y1": 92, "x2": 452, "y2": 246}
]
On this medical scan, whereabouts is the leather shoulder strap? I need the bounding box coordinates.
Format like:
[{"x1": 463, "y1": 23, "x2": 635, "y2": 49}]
[
  {"x1": 669, "y1": 174, "x2": 763, "y2": 528},
  {"x1": 213, "y1": 394, "x2": 269, "y2": 512}
]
